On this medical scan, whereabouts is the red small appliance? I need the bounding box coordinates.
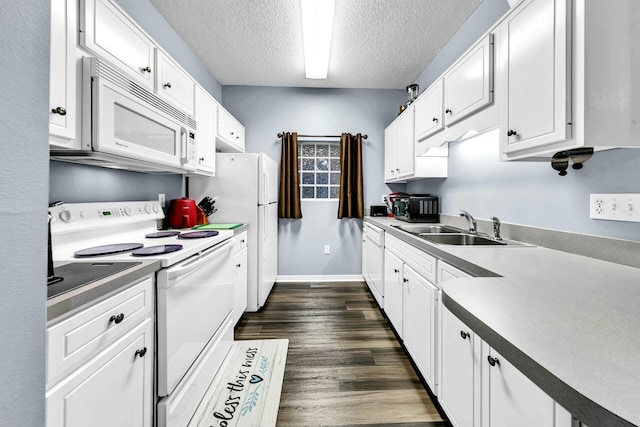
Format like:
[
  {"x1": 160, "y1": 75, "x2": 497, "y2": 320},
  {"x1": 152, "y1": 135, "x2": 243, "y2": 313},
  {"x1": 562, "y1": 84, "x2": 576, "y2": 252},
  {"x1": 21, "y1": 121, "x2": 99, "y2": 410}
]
[{"x1": 168, "y1": 198, "x2": 198, "y2": 229}]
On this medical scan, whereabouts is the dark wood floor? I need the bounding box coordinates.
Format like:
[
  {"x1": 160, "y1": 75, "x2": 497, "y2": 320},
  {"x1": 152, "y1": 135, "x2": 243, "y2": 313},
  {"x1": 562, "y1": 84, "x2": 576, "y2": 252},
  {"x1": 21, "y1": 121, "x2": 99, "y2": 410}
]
[{"x1": 235, "y1": 282, "x2": 449, "y2": 427}]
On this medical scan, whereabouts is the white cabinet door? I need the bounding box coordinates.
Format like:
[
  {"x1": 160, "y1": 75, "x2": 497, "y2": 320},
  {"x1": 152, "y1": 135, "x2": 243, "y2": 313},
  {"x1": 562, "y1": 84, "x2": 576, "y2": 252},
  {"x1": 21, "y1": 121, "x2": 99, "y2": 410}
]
[
  {"x1": 50, "y1": 0, "x2": 76, "y2": 144},
  {"x1": 444, "y1": 34, "x2": 494, "y2": 126},
  {"x1": 440, "y1": 306, "x2": 477, "y2": 427},
  {"x1": 384, "y1": 121, "x2": 398, "y2": 182},
  {"x1": 482, "y1": 346, "x2": 555, "y2": 427},
  {"x1": 193, "y1": 86, "x2": 216, "y2": 175},
  {"x1": 157, "y1": 51, "x2": 195, "y2": 116},
  {"x1": 80, "y1": 0, "x2": 156, "y2": 90},
  {"x1": 383, "y1": 249, "x2": 404, "y2": 337},
  {"x1": 232, "y1": 246, "x2": 248, "y2": 325},
  {"x1": 47, "y1": 318, "x2": 153, "y2": 427},
  {"x1": 499, "y1": 0, "x2": 570, "y2": 156},
  {"x1": 403, "y1": 265, "x2": 438, "y2": 391},
  {"x1": 414, "y1": 79, "x2": 444, "y2": 141},
  {"x1": 396, "y1": 106, "x2": 415, "y2": 178},
  {"x1": 216, "y1": 106, "x2": 244, "y2": 152},
  {"x1": 363, "y1": 230, "x2": 384, "y2": 307}
]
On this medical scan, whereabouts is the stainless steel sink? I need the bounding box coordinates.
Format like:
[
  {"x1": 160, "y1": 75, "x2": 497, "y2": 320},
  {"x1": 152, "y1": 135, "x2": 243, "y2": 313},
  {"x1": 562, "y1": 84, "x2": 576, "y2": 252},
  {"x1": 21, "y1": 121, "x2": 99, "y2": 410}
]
[
  {"x1": 417, "y1": 233, "x2": 532, "y2": 246},
  {"x1": 419, "y1": 233, "x2": 507, "y2": 246},
  {"x1": 393, "y1": 224, "x2": 464, "y2": 234}
]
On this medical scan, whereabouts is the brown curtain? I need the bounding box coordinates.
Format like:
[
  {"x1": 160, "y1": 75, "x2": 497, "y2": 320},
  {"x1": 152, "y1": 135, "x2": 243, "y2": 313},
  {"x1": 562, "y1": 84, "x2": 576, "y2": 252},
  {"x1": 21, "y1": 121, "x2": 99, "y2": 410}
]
[
  {"x1": 278, "y1": 132, "x2": 302, "y2": 219},
  {"x1": 337, "y1": 133, "x2": 364, "y2": 219}
]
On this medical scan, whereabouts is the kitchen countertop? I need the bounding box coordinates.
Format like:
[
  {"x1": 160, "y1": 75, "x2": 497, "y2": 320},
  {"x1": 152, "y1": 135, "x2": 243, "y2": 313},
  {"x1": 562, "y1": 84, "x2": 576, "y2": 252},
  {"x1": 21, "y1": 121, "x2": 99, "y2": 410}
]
[
  {"x1": 47, "y1": 260, "x2": 161, "y2": 322},
  {"x1": 365, "y1": 216, "x2": 640, "y2": 427}
]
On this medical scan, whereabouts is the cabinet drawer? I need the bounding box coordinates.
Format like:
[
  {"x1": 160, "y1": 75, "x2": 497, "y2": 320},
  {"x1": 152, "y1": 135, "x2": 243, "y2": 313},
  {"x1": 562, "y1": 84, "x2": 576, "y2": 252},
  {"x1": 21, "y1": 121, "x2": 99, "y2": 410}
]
[
  {"x1": 438, "y1": 261, "x2": 471, "y2": 289},
  {"x1": 233, "y1": 231, "x2": 248, "y2": 253},
  {"x1": 363, "y1": 222, "x2": 384, "y2": 246},
  {"x1": 47, "y1": 276, "x2": 154, "y2": 386},
  {"x1": 386, "y1": 234, "x2": 436, "y2": 284}
]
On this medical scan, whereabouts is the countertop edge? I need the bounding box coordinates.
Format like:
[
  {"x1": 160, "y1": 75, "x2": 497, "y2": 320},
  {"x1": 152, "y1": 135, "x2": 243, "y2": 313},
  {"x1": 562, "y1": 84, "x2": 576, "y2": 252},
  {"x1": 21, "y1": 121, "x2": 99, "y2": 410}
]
[
  {"x1": 442, "y1": 292, "x2": 636, "y2": 427},
  {"x1": 47, "y1": 260, "x2": 161, "y2": 322}
]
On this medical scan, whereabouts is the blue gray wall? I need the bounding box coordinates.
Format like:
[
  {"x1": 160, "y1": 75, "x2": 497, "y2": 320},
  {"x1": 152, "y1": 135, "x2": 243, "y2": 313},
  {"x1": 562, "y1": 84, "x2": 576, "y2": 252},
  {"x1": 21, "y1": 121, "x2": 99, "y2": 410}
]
[
  {"x1": 222, "y1": 86, "x2": 405, "y2": 275},
  {"x1": 407, "y1": 130, "x2": 640, "y2": 242},
  {"x1": 0, "y1": 2, "x2": 49, "y2": 425}
]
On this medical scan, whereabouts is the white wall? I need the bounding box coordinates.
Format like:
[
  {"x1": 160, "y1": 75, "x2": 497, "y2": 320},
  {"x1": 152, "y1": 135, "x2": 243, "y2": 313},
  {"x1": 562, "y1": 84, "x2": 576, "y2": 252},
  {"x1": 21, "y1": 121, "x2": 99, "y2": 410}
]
[
  {"x1": 0, "y1": 2, "x2": 49, "y2": 424},
  {"x1": 222, "y1": 86, "x2": 406, "y2": 275}
]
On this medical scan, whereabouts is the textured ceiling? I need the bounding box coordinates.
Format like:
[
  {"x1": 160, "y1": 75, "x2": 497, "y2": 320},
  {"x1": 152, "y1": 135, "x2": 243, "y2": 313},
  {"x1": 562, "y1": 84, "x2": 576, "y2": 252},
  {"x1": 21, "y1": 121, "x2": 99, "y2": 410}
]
[{"x1": 148, "y1": 0, "x2": 482, "y2": 89}]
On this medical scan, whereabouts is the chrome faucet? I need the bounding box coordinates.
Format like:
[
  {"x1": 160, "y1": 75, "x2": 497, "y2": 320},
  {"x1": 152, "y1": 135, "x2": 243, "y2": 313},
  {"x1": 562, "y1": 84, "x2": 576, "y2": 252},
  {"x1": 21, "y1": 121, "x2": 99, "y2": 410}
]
[
  {"x1": 491, "y1": 216, "x2": 502, "y2": 241},
  {"x1": 460, "y1": 210, "x2": 477, "y2": 234}
]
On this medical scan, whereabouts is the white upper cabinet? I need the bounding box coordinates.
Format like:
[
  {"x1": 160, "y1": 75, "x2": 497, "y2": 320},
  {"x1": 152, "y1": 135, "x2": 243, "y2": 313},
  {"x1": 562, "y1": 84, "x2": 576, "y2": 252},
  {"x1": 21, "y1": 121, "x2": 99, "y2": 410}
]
[
  {"x1": 216, "y1": 106, "x2": 245, "y2": 153},
  {"x1": 444, "y1": 34, "x2": 494, "y2": 126},
  {"x1": 384, "y1": 120, "x2": 398, "y2": 182},
  {"x1": 192, "y1": 86, "x2": 216, "y2": 176},
  {"x1": 50, "y1": 0, "x2": 77, "y2": 147},
  {"x1": 414, "y1": 79, "x2": 444, "y2": 142},
  {"x1": 499, "y1": 0, "x2": 640, "y2": 160},
  {"x1": 498, "y1": 0, "x2": 571, "y2": 159},
  {"x1": 80, "y1": 0, "x2": 156, "y2": 91},
  {"x1": 396, "y1": 107, "x2": 416, "y2": 178},
  {"x1": 157, "y1": 51, "x2": 195, "y2": 116}
]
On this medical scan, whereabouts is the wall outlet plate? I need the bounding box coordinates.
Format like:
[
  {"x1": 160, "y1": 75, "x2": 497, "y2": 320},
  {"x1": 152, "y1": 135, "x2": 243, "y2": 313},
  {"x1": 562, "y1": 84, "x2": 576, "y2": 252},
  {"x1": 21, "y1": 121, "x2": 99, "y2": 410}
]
[
  {"x1": 159, "y1": 193, "x2": 166, "y2": 207},
  {"x1": 381, "y1": 194, "x2": 388, "y2": 204},
  {"x1": 590, "y1": 194, "x2": 640, "y2": 222},
  {"x1": 323, "y1": 245, "x2": 330, "y2": 255}
]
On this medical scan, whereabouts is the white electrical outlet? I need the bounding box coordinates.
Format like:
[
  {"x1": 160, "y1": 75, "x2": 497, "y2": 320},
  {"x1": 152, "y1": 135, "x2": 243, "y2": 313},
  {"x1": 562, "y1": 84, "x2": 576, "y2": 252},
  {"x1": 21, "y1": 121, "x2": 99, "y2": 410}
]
[
  {"x1": 381, "y1": 194, "x2": 388, "y2": 204},
  {"x1": 590, "y1": 194, "x2": 640, "y2": 222},
  {"x1": 159, "y1": 193, "x2": 166, "y2": 207},
  {"x1": 324, "y1": 245, "x2": 330, "y2": 255}
]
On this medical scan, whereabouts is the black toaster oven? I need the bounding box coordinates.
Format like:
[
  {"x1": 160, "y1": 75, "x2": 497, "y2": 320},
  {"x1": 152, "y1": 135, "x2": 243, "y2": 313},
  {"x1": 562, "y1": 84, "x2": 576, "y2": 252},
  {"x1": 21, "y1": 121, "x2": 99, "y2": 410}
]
[{"x1": 393, "y1": 194, "x2": 439, "y2": 223}]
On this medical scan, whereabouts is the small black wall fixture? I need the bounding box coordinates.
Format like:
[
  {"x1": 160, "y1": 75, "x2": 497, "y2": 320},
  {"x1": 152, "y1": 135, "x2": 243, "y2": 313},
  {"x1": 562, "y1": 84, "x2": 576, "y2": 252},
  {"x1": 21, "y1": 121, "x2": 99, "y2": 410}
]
[{"x1": 551, "y1": 147, "x2": 594, "y2": 176}]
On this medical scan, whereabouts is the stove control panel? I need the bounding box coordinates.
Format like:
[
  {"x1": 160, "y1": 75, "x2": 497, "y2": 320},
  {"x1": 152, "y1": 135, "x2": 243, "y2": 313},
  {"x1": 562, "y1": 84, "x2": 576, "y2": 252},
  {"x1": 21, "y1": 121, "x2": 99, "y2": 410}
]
[{"x1": 50, "y1": 201, "x2": 164, "y2": 232}]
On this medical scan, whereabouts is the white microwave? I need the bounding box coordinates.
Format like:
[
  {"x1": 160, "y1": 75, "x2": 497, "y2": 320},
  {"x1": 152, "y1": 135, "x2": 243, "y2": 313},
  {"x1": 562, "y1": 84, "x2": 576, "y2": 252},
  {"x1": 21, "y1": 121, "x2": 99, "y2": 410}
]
[{"x1": 51, "y1": 57, "x2": 197, "y2": 173}]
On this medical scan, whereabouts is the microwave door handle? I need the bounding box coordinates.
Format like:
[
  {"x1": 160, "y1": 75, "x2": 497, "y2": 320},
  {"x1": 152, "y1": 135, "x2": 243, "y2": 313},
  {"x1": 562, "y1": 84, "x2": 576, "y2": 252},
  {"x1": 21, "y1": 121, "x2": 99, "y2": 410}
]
[{"x1": 180, "y1": 127, "x2": 188, "y2": 165}]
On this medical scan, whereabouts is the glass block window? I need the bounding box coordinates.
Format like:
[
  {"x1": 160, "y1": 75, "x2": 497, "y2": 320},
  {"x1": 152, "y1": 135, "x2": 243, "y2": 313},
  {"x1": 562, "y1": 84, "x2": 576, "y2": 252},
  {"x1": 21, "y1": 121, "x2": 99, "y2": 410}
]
[{"x1": 299, "y1": 142, "x2": 341, "y2": 200}]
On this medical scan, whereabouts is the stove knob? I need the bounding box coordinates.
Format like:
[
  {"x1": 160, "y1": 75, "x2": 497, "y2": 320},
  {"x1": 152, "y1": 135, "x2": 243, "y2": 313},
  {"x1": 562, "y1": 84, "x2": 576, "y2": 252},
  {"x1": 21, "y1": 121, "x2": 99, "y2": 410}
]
[
  {"x1": 124, "y1": 207, "x2": 133, "y2": 216},
  {"x1": 152, "y1": 205, "x2": 160, "y2": 213},
  {"x1": 59, "y1": 210, "x2": 74, "y2": 222},
  {"x1": 144, "y1": 205, "x2": 151, "y2": 214}
]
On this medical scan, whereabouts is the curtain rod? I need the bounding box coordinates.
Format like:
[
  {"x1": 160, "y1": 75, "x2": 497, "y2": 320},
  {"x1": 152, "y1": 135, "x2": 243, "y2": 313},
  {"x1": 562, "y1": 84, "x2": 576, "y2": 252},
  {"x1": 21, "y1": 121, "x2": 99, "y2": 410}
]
[{"x1": 277, "y1": 133, "x2": 368, "y2": 140}]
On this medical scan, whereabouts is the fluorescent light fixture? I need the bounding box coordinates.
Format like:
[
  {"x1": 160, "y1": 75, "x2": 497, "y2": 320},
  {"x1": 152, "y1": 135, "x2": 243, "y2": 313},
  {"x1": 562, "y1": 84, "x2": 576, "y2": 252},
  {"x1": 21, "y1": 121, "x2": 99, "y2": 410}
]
[{"x1": 300, "y1": 0, "x2": 336, "y2": 79}]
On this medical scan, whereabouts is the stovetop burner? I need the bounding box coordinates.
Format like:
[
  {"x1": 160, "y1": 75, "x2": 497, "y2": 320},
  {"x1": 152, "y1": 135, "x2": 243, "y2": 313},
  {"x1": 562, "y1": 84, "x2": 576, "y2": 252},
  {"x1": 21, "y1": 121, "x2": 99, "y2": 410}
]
[
  {"x1": 178, "y1": 231, "x2": 219, "y2": 239},
  {"x1": 131, "y1": 244, "x2": 183, "y2": 256},
  {"x1": 74, "y1": 243, "x2": 143, "y2": 258},
  {"x1": 145, "y1": 231, "x2": 181, "y2": 238}
]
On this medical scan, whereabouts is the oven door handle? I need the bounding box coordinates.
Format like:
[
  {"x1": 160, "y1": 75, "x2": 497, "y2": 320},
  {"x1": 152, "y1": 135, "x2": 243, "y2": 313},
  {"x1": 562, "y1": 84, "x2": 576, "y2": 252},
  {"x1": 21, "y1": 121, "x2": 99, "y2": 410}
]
[{"x1": 165, "y1": 239, "x2": 233, "y2": 282}]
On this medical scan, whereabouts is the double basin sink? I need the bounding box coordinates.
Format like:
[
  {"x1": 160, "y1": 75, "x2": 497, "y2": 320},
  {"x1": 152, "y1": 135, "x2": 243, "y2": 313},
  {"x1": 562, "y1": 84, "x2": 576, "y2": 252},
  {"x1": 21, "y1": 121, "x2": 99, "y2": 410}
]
[{"x1": 392, "y1": 224, "x2": 529, "y2": 246}]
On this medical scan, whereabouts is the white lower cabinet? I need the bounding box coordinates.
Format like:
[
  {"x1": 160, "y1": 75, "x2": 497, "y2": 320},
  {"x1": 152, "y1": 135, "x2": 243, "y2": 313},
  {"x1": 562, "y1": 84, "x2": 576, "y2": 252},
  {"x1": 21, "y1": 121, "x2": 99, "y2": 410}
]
[
  {"x1": 440, "y1": 305, "x2": 480, "y2": 427},
  {"x1": 440, "y1": 303, "x2": 570, "y2": 427},
  {"x1": 46, "y1": 277, "x2": 154, "y2": 427},
  {"x1": 383, "y1": 235, "x2": 438, "y2": 390},
  {"x1": 232, "y1": 232, "x2": 248, "y2": 325},
  {"x1": 383, "y1": 249, "x2": 404, "y2": 337},
  {"x1": 362, "y1": 222, "x2": 384, "y2": 307},
  {"x1": 403, "y1": 264, "x2": 438, "y2": 391}
]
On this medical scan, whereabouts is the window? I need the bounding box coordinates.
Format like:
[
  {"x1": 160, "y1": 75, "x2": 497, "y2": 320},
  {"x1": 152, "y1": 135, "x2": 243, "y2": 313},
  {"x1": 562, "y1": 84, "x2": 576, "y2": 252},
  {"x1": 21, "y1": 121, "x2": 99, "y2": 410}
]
[{"x1": 299, "y1": 142, "x2": 341, "y2": 200}]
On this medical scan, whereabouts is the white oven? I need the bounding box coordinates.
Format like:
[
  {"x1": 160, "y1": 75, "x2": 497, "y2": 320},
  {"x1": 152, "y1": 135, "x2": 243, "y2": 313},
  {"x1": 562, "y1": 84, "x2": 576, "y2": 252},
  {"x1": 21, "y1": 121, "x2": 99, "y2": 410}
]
[
  {"x1": 51, "y1": 57, "x2": 197, "y2": 173},
  {"x1": 156, "y1": 239, "x2": 234, "y2": 397}
]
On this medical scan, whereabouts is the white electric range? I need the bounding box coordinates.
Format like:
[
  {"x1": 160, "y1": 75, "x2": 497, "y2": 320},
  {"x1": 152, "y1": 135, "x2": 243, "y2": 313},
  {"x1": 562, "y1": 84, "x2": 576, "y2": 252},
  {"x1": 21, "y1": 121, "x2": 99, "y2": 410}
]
[{"x1": 49, "y1": 201, "x2": 236, "y2": 427}]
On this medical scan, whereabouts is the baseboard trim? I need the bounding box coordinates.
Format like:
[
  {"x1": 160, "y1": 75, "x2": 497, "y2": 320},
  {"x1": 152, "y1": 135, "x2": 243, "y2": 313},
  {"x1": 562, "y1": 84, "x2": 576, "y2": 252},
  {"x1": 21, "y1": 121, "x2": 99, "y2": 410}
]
[{"x1": 276, "y1": 274, "x2": 364, "y2": 283}]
